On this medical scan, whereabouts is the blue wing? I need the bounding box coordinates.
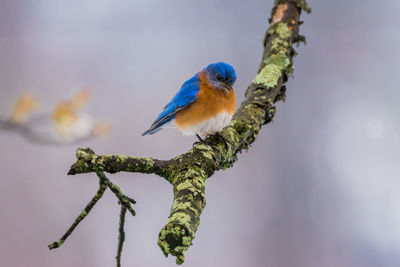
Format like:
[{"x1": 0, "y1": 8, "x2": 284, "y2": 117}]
[{"x1": 142, "y1": 73, "x2": 200, "y2": 135}]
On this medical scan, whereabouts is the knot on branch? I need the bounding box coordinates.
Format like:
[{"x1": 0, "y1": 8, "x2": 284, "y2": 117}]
[
  {"x1": 158, "y1": 224, "x2": 191, "y2": 265},
  {"x1": 76, "y1": 147, "x2": 96, "y2": 159},
  {"x1": 68, "y1": 147, "x2": 97, "y2": 175}
]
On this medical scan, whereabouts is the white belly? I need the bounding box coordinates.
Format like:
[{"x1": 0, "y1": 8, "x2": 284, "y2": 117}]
[{"x1": 179, "y1": 112, "x2": 233, "y2": 137}]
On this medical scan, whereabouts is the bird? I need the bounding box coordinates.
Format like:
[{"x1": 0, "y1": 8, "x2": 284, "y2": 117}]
[{"x1": 142, "y1": 62, "x2": 236, "y2": 139}]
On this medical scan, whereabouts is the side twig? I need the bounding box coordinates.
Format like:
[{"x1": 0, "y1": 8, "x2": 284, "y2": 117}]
[
  {"x1": 117, "y1": 206, "x2": 127, "y2": 267},
  {"x1": 97, "y1": 171, "x2": 136, "y2": 216},
  {"x1": 48, "y1": 168, "x2": 136, "y2": 253},
  {"x1": 48, "y1": 178, "x2": 108, "y2": 249}
]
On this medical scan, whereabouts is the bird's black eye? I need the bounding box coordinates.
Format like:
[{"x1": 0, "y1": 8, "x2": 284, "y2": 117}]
[{"x1": 216, "y1": 74, "x2": 223, "y2": 81}]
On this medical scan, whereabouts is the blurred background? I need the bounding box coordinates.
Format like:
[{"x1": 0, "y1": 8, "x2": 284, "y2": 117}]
[{"x1": 1, "y1": 0, "x2": 399, "y2": 266}]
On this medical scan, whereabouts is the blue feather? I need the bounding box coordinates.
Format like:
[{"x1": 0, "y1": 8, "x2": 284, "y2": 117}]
[{"x1": 142, "y1": 73, "x2": 200, "y2": 135}]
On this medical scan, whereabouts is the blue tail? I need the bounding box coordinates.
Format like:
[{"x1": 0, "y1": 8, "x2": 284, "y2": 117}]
[{"x1": 141, "y1": 127, "x2": 163, "y2": 136}]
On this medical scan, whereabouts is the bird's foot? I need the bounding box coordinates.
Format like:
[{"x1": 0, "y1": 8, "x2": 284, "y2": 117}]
[
  {"x1": 196, "y1": 134, "x2": 204, "y2": 142},
  {"x1": 193, "y1": 134, "x2": 207, "y2": 146}
]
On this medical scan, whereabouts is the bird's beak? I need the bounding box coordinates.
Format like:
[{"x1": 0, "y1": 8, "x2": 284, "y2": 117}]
[{"x1": 222, "y1": 84, "x2": 233, "y2": 91}]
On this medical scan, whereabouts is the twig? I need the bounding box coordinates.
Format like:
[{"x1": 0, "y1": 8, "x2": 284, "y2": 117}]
[
  {"x1": 117, "y1": 206, "x2": 127, "y2": 267},
  {"x1": 48, "y1": 179, "x2": 107, "y2": 249},
  {"x1": 97, "y1": 171, "x2": 136, "y2": 216}
]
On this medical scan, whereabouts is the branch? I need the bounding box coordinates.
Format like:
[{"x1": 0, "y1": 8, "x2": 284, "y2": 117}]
[
  {"x1": 67, "y1": 147, "x2": 170, "y2": 179},
  {"x1": 50, "y1": 0, "x2": 310, "y2": 265}
]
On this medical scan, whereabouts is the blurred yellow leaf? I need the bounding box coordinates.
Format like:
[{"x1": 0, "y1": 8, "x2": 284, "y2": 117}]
[
  {"x1": 92, "y1": 122, "x2": 112, "y2": 137},
  {"x1": 70, "y1": 89, "x2": 91, "y2": 110},
  {"x1": 8, "y1": 91, "x2": 39, "y2": 123},
  {"x1": 52, "y1": 89, "x2": 91, "y2": 138}
]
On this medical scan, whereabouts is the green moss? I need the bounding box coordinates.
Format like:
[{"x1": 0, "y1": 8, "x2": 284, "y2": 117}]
[
  {"x1": 158, "y1": 224, "x2": 191, "y2": 264},
  {"x1": 295, "y1": 0, "x2": 311, "y2": 13},
  {"x1": 270, "y1": 38, "x2": 289, "y2": 53},
  {"x1": 80, "y1": 210, "x2": 88, "y2": 217},
  {"x1": 156, "y1": 167, "x2": 207, "y2": 264},
  {"x1": 265, "y1": 52, "x2": 290, "y2": 70},
  {"x1": 253, "y1": 64, "x2": 283, "y2": 88},
  {"x1": 254, "y1": 21, "x2": 292, "y2": 88},
  {"x1": 267, "y1": 22, "x2": 290, "y2": 39},
  {"x1": 273, "y1": 0, "x2": 311, "y2": 13},
  {"x1": 176, "y1": 255, "x2": 185, "y2": 265},
  {"x1": 48, "y1": 240, "x2": 64, "y2": 249},
  {"x1": 276, "y1": 22, "x2": 291, "y2": 39}
]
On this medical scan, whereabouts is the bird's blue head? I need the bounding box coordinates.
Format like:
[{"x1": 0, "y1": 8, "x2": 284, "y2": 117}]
[{"x1": 204, "y1": 62, "x2": 237, "y2": 92}]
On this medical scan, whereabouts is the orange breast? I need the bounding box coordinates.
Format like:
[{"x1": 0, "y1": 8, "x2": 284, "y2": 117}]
[{"x1": 175, "y1": 71, "x2": 236, "y2": 130}]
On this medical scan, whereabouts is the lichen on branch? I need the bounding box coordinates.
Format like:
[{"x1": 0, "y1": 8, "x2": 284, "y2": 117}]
[{"x1": 50, "y1": 1, "x2": 310, "y2": 265}]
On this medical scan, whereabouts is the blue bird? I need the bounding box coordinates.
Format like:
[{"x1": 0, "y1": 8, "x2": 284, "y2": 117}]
[{"x1": 142, "y1": 62, "x2": 237, "y2": 137}]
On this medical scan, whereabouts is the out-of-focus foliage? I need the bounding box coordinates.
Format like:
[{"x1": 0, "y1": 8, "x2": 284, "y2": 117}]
[
  {"x1": 1, "y1": 90, "x2": 110, "y2": 144},
  {"x1": 8, "y1": 91, "x2": 39, "y2": 123}
]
